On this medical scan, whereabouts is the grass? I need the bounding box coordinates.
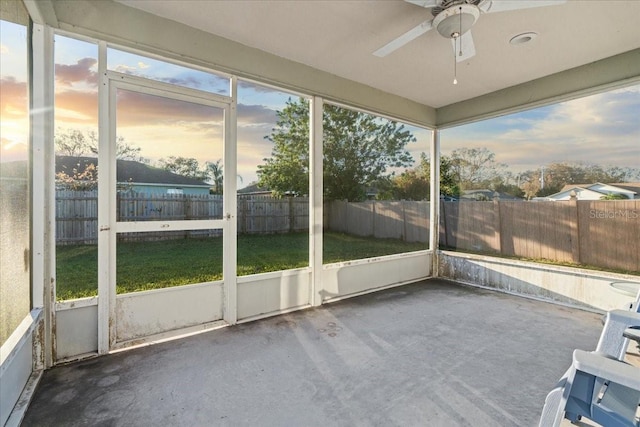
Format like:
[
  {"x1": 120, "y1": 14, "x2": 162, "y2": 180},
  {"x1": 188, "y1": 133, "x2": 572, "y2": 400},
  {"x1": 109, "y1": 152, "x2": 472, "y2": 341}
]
[{"x1": 56, "y1": 232, "x2": 426, "y2": 300}]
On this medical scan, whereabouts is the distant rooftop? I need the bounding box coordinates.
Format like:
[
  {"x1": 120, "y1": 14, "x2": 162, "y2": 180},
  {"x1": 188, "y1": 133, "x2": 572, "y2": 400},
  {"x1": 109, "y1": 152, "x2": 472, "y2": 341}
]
[
  {"x1": 55, "y1": 156, "x2": 211, "y2": 187},
  {"x1": 559, "y1": 182, "x2": 640, "y2": 194}
]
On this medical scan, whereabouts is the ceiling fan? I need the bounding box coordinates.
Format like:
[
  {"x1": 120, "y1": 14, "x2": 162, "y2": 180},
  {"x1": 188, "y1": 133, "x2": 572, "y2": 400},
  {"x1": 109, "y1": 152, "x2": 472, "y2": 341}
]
[{"x1": 374, "y1": 0, "x2": 566, "y2": 61}]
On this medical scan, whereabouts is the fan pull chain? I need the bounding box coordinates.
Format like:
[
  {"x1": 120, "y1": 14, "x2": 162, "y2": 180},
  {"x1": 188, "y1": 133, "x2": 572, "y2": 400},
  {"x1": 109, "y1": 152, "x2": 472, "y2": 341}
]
[{"x1": 453, "y1": 39, "x2": 457, "y2": 84}]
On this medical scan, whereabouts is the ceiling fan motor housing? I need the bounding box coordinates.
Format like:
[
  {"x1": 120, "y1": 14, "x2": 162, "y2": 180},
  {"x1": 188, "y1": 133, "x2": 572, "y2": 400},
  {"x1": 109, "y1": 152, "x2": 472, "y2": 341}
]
[{"x1": 432, "y1": 3, "x2": 480, "y2": 39}]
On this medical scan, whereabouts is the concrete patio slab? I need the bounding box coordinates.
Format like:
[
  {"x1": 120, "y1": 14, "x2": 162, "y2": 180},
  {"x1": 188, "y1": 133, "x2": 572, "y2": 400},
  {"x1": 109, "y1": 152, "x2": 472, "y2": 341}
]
[{"x1": 22, "y1": 279, "x2": 602, "y2": 426}]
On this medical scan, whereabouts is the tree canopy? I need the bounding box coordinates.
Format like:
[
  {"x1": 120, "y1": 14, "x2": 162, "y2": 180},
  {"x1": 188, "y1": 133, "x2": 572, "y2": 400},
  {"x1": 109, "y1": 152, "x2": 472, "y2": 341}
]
[
  {"x1": 55, "y1": 128, "x2": 145, "y2": 162},
  {"x1": 449, "y1": 147, "x2": 507, "y2": 190},
  {"x1": 159, "y1": 157, "x2": 228, "y2": 193},
  {"x1": 383, "y1": 153, "x2": 461, "y2": 200},
  {"x1": 257, "y1": 99, "x2": 415, "y2": 201},
  {"x1": 158, "y1": 156, "x2": 209, "y2": 182}
]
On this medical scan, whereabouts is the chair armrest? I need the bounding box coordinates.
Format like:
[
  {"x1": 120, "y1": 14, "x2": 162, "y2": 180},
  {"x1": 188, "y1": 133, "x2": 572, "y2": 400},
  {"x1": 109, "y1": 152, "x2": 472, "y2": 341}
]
[
  {"x1": 624, "y1": 327, "x2": 640, "y2": 344},
  {"x1": 607, "y1": 309, "x2": 640, "y2": 324},
  {"x1": 573, "y1": 350, "x2": 640, "y2": 391}
]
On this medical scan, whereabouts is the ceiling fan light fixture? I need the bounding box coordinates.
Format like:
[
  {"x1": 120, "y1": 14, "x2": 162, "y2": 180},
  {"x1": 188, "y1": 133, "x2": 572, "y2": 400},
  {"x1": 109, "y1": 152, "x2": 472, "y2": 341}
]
[
  {"x1": 510, "y1": 32, "x2": 538, "y2": 45},
  {"x1": 432, "y1": 4, "x2": 480, "y2": 39}
]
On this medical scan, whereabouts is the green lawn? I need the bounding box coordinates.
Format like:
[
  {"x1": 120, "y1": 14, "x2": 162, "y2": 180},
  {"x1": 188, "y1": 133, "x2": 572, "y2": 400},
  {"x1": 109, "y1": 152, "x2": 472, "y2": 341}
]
[{"x1": 56, "y1": 232, "x2": 426, "y2": 300}]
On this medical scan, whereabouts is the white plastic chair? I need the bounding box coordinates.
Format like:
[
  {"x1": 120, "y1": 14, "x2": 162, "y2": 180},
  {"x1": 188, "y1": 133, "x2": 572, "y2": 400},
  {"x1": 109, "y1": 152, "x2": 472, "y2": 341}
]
[
  {"x1": 539, "y1": 310, "x2": 640, "y2": 426},
  {"x1": 539, "y1": 350, "x2": 640, "y2": 427}
]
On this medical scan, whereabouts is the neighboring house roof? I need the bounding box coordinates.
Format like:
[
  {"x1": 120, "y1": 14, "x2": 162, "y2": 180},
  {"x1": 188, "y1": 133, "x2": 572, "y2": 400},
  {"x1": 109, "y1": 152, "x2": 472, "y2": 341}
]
[
  {"x1": 588, "y1": 182, "x2": 638, "y2": 198},
  {"x1": 559, "y1": 182, "x2": 640, "y2": 194},
  {"x1": 559, "y1": 183, "x2": 590, "y2": 193},
  {"x1": 237, "y1": 182, "x2": 270, "y2": 194},
  {"x1": 553, "y1": 182, "x2": 639, "y2": 200},
  {"x1": 607, "y1": 183, "x2": 640, "y2": 194},
  {"x1": 542, "y1": 187, "x2": 607, "y2": 201},
  {"x1": 55, "y1": 156, "x2": 210, "y2": 187}
]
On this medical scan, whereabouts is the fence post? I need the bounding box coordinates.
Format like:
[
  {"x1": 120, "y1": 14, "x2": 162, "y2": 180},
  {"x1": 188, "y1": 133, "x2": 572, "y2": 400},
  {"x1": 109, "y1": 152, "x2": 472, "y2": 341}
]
[
  {"x1": 440, "y1": 200, "x2": 447, "y2": 248},
  {"x1": 402, "y1": 200, "x2": 407, "y2": 242},
  {"x1": 494, "y1": 198, "x2": 502, "y2": 253},
  {"x1": 239, "y1": 197, "x2": 246, "y2": 234},
  {"x1": 184, "y1": 196, "x2": 192, "y2": 220},
  {"x1": 570, "y1": 199, "x2": 581, "y2": 264},
  {"x1": 371, "y1": 200, "x2": 376, "y2": 237},
  {"x1": 289, "y1": 196, "x2": 294, "y2": 233}
]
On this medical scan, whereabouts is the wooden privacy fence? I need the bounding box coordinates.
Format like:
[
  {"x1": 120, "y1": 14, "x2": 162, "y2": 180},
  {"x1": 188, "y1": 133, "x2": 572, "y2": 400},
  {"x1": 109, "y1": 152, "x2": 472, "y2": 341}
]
[
  {"x1": 56, "y1": 190, "x2": 98, "y2": 244},
  {"x1": 323, "y1": 200, "x2": 429, "y2": 243},
  {"x1": 439, "y1": 200, "x2": 640, "y2": 273},
  {"x1": 55, "y1": 190, "x2": 309, "y2": 244},
  {"x1": 238, "y1": 196, "x2": 308, "y2": 234},
  {"x1": 323, "y1": 199, "x2": 639, "y2": 272},
  {"x1": 56, "y1": 191, "x2": 639, "y2": 272}
]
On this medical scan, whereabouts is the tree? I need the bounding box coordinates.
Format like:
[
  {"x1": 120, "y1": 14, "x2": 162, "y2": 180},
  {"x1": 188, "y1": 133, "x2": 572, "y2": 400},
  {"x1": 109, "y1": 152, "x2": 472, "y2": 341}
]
[
  {"x1": 55, "y1": 128, "x2": 145, "y2": 162},
  {"x1": 55, "y1": 129, "x2": 92, "y2": 157},
  {"x1": 158, "y1": 156, "x2": 209, "y2": 181},
  {"x1": 55, "y1": 162, "x2": 98, "y2": 190},
  {"x1": 257, "y1": 99, "x2": 312, "y2": 198},
  {"x1": 390, "y1": 169, "x2": 429, "y2": 200},
  {"x1": 425, "y1": 154, "x2": 461, "y2": 198},
  {"x1": 257, "y1": 99, "x2": 415, "y2": 201},
  {"x1": 494, "y1": 183, "x2": 525, "y2": 199},
  {"x1": 449, "y1": 147, "x2": 507, "y2": 190},
  {"x1": 206, "y1": 160, "x2": 224, "y2": 194},
  {"x1": 54, "y1": 129, "x2": 145, "y2": 189},
  {"x1": 386, "y1": 153, "x2": 461, "y2": 200}
]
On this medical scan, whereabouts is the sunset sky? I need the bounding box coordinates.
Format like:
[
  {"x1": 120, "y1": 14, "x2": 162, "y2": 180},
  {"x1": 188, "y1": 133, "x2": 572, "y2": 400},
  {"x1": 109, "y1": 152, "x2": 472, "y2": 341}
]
[{"x1": 1, "y1": 23, "x2": 638, "y2": 186}]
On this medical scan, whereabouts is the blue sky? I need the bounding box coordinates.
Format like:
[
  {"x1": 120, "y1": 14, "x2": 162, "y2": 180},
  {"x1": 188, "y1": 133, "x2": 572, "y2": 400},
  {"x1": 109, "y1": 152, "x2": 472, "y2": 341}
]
[
  {"x1": 2, "y1": 27, "x2": 639, "y2": 185},
  {"x1": 441, "y1": 86, "x2": 640, "y2": 172}
]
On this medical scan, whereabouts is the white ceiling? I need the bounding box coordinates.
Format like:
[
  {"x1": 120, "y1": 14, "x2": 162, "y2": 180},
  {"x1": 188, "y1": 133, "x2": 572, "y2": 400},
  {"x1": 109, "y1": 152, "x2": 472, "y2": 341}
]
[{"x1": 117, "y1": 0, "x2": 640, "y2": 109}]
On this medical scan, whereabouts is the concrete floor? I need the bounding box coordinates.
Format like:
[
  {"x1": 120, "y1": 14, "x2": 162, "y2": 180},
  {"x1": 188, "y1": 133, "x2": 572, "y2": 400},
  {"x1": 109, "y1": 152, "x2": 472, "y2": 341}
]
[{"x1": 22, "y1": 279, "x2": 603, "y2": 427}]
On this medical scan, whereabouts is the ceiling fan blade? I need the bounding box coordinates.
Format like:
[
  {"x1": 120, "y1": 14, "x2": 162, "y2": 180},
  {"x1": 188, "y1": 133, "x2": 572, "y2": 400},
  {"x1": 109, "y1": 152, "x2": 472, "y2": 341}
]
[
  {"x1": 404, "y1": 0, "x2": 439, "y2": 9},
  {"x1": 373, "y1": 19, "x2": 433, "y2": 57},
  {"x1": 479, "y1": 0, "x2": 566, "y2": 13},
  {"x1": 451, "y1": 31, "x2": 476, "y2": 62}
]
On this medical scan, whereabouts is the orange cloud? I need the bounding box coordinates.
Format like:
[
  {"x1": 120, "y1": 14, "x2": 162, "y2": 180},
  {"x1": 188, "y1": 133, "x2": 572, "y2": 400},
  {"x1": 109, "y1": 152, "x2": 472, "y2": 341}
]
[
  {"x1": 0, "y1": 77, "x2": 27, "y2": 118},
  {"x1": 55, "y1": 90, "x2": 98, "y2": 125}
]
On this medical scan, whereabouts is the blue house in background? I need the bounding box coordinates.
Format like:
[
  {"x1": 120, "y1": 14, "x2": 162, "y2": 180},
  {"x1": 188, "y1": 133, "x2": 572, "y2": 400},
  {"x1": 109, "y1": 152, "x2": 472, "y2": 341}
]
[{"x1": 56, "y1": 156, "x2": 212, "y2": 195}]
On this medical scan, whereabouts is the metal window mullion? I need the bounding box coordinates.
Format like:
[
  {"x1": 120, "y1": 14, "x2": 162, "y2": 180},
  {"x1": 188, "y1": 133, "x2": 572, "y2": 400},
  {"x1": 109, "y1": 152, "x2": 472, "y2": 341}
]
[
  {"x1": 104, "y1": 42, "x2": 234, "y2": 81},
  {"x1": 106, "y1": 71, "x2": 232, "y2": 105},
  {"x1": 310, "y1": 96, "x2": 324, "y2": 306},
  {"x1": 430, "y1": 129, "x2": 440, "y2": 276},
  {"x1": 97, "y1": 41, "x2": 112, "y2": 354},
  {"x1": 223, "y1": 76, "x2": 238, "y2": 324},
  {"x1": 30, "y1": 22, "x2": 55, "y2": 368},
  {"x1": 115, "y1": 220, "x2": 226, "y2": 234}
]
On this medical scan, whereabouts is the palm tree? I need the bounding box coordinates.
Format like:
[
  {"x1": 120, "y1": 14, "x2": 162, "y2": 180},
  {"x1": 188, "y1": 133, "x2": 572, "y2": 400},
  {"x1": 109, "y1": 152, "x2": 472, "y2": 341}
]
[{"x1": 206, "y1": 160, "x2": 224, "y2": 195}]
